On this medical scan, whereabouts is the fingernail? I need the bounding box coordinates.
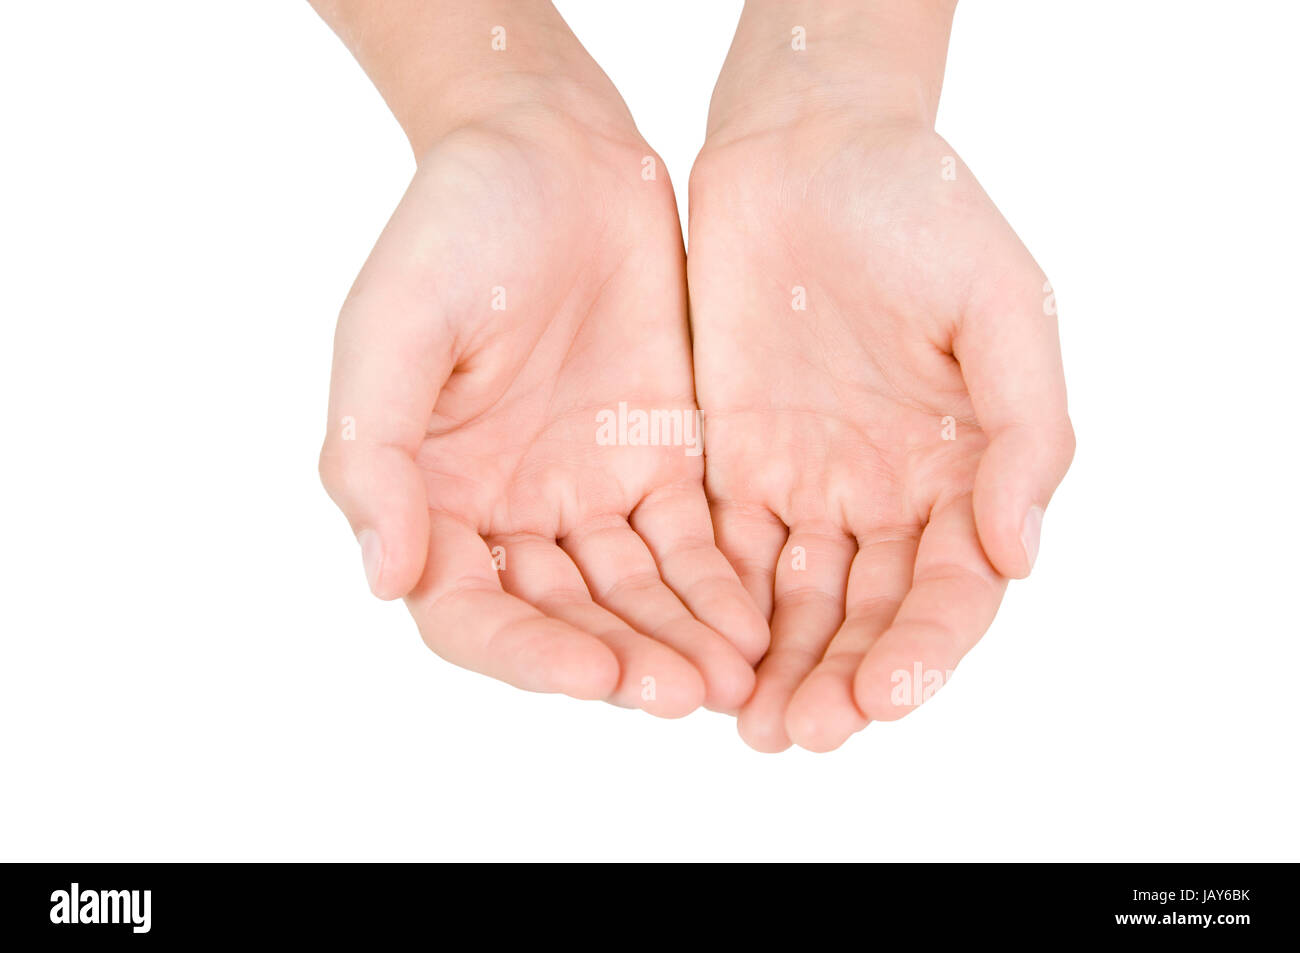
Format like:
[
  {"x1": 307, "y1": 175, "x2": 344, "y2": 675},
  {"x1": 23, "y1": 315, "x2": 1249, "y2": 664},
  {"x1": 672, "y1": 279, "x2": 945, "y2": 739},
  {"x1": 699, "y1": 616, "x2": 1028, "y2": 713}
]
[
  {"x1": 357, "y1": 529, "x2": 383, "y2": 594},
  {"x1": 1020, "y1": 506, "x2": 1044, "y2": 572}
]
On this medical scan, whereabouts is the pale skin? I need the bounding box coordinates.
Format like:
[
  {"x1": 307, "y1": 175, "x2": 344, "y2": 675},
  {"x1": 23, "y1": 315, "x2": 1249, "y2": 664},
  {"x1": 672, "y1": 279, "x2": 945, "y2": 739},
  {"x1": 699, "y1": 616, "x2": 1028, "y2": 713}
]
[
  {"x1": 694, "y1": 1, "x2": 1073, "y2": 751},
  {"x1": 310, "y1": 0, "x2": 1074, "y2": 749},
  {"x1": 313, "y1": 0, "x2": 767, "y2": 717}
]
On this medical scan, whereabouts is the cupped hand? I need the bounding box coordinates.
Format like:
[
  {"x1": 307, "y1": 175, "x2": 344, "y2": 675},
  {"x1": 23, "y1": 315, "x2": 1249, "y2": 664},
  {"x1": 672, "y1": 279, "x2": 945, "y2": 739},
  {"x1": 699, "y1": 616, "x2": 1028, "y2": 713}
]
[
  {"x1": 688, "y1": 119, "x2": 1074, "y2": 750},
  {"x1": 320, "y1": 101, "x2": 767, "y2": 717}
]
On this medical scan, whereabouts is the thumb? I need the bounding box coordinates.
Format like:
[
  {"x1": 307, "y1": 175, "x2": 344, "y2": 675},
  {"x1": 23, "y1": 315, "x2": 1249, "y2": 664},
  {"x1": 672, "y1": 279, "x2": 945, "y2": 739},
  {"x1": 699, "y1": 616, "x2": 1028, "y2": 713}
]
[
  {"x1": 958, "y1": 263, "x2": 1075, "y2": 579},
  {"x1": 318, "y1": 187, "x2": 457, "y2": 600}
]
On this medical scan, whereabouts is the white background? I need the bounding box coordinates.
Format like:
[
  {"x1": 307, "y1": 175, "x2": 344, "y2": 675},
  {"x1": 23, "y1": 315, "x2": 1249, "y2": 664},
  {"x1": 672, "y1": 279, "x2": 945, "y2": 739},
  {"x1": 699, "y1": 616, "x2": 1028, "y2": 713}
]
[{"x1": 2, "y1": 1, "x2": 1297, "y2": 861}]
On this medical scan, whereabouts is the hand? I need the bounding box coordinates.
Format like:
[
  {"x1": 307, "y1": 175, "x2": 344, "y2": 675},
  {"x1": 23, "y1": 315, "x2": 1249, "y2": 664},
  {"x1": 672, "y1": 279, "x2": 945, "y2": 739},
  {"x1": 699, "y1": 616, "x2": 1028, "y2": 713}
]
[
  {"x1": 689, "y1": 4, "x2": 1073, "y2": 750},
  {"x1": 318, "y1": 76, "x2": 766, "y2": 716}
]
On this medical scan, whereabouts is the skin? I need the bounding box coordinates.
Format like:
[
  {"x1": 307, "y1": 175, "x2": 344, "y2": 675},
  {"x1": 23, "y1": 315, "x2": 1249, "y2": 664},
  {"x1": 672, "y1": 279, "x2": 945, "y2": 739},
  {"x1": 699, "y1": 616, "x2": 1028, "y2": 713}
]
[
  {"x1": 312, "y1": 1, "x2": 766, "y2": 717},
  {"x1": 691, "y1": 1, "x2": 1075, "y2": 751},
  {"x1": 310, "y1": 0, "x2": 1075, "y2": 749}
]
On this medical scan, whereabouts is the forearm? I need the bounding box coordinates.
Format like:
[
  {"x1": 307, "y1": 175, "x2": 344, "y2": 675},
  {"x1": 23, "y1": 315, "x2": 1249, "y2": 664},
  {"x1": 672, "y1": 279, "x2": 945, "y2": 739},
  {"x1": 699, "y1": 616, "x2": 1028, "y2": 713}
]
[
  {"x1": 707, "y1": 0, "x2": 958, "y2": 141},
  {"x1": 309, "y1": 0, "x2": 629, "y2": 156}
]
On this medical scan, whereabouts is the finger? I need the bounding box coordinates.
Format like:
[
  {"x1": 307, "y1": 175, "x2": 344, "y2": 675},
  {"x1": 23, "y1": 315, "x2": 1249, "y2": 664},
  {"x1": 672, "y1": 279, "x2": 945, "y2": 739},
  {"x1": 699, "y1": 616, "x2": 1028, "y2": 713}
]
[
  {"x1": 496, "y1": 532, "x2": 706, "y2": 719},
  {"x1": 632, "y1": 482, "x2": 770, "y2": 665},
  {"x1": 958, "y1": 262, "x2": 1075, "y2": 578},
  {"x1": 737, "y1": 525, "x2": 855, "y2": 753},
  {"x1": 784, "y1": 535, "x2": 917, "y2": 753},
  {"x1": 853, "y1": 495, "x2": 1007, "y2": 721},
  {"x1": 708, "y1": 499, "x2": 787, "y2": 621},
  {"x1": 318, "y1": 186, "x2": 462, "y2": 600},
  {"x1": 405, "y1": 511, "x2": 618, "y2": 701},
  {"x1": 562, "y1": 515, "x2": 755, "y2": 714}
]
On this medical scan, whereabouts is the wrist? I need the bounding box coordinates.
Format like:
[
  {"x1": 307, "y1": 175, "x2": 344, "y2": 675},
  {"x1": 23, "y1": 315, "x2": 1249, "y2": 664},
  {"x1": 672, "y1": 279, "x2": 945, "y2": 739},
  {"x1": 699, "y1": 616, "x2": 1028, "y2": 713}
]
[
  {"x1": 412, "y1": 67, "x2": 638, "y2": 161},
  {"x1": 313, "y1": 0, "x2": 636, "y2": 158},
  {"x1": 705, "y1": 0, "x2": 957, "y2": 145}
]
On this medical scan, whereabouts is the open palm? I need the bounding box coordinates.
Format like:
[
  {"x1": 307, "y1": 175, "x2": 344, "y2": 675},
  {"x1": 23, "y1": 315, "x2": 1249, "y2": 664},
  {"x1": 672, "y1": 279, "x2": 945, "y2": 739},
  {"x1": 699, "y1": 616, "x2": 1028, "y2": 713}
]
[
  {"x1": 689, "y1": 122, "x2": 1074, "y2": 751},
  {"x1": 321, "y1": 112, "x2": 766, "y2": 717}
]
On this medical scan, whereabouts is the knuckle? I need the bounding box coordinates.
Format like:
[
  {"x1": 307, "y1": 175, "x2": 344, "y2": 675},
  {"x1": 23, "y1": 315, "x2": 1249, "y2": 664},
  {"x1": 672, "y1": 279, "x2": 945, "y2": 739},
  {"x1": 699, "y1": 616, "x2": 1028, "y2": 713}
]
[
  {"x1": 317, "y1": 441, "x2": 351, "y2": 497},
  {"x1": 1054, "y1": 416, "x2": 1078, "y2": 469}
]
